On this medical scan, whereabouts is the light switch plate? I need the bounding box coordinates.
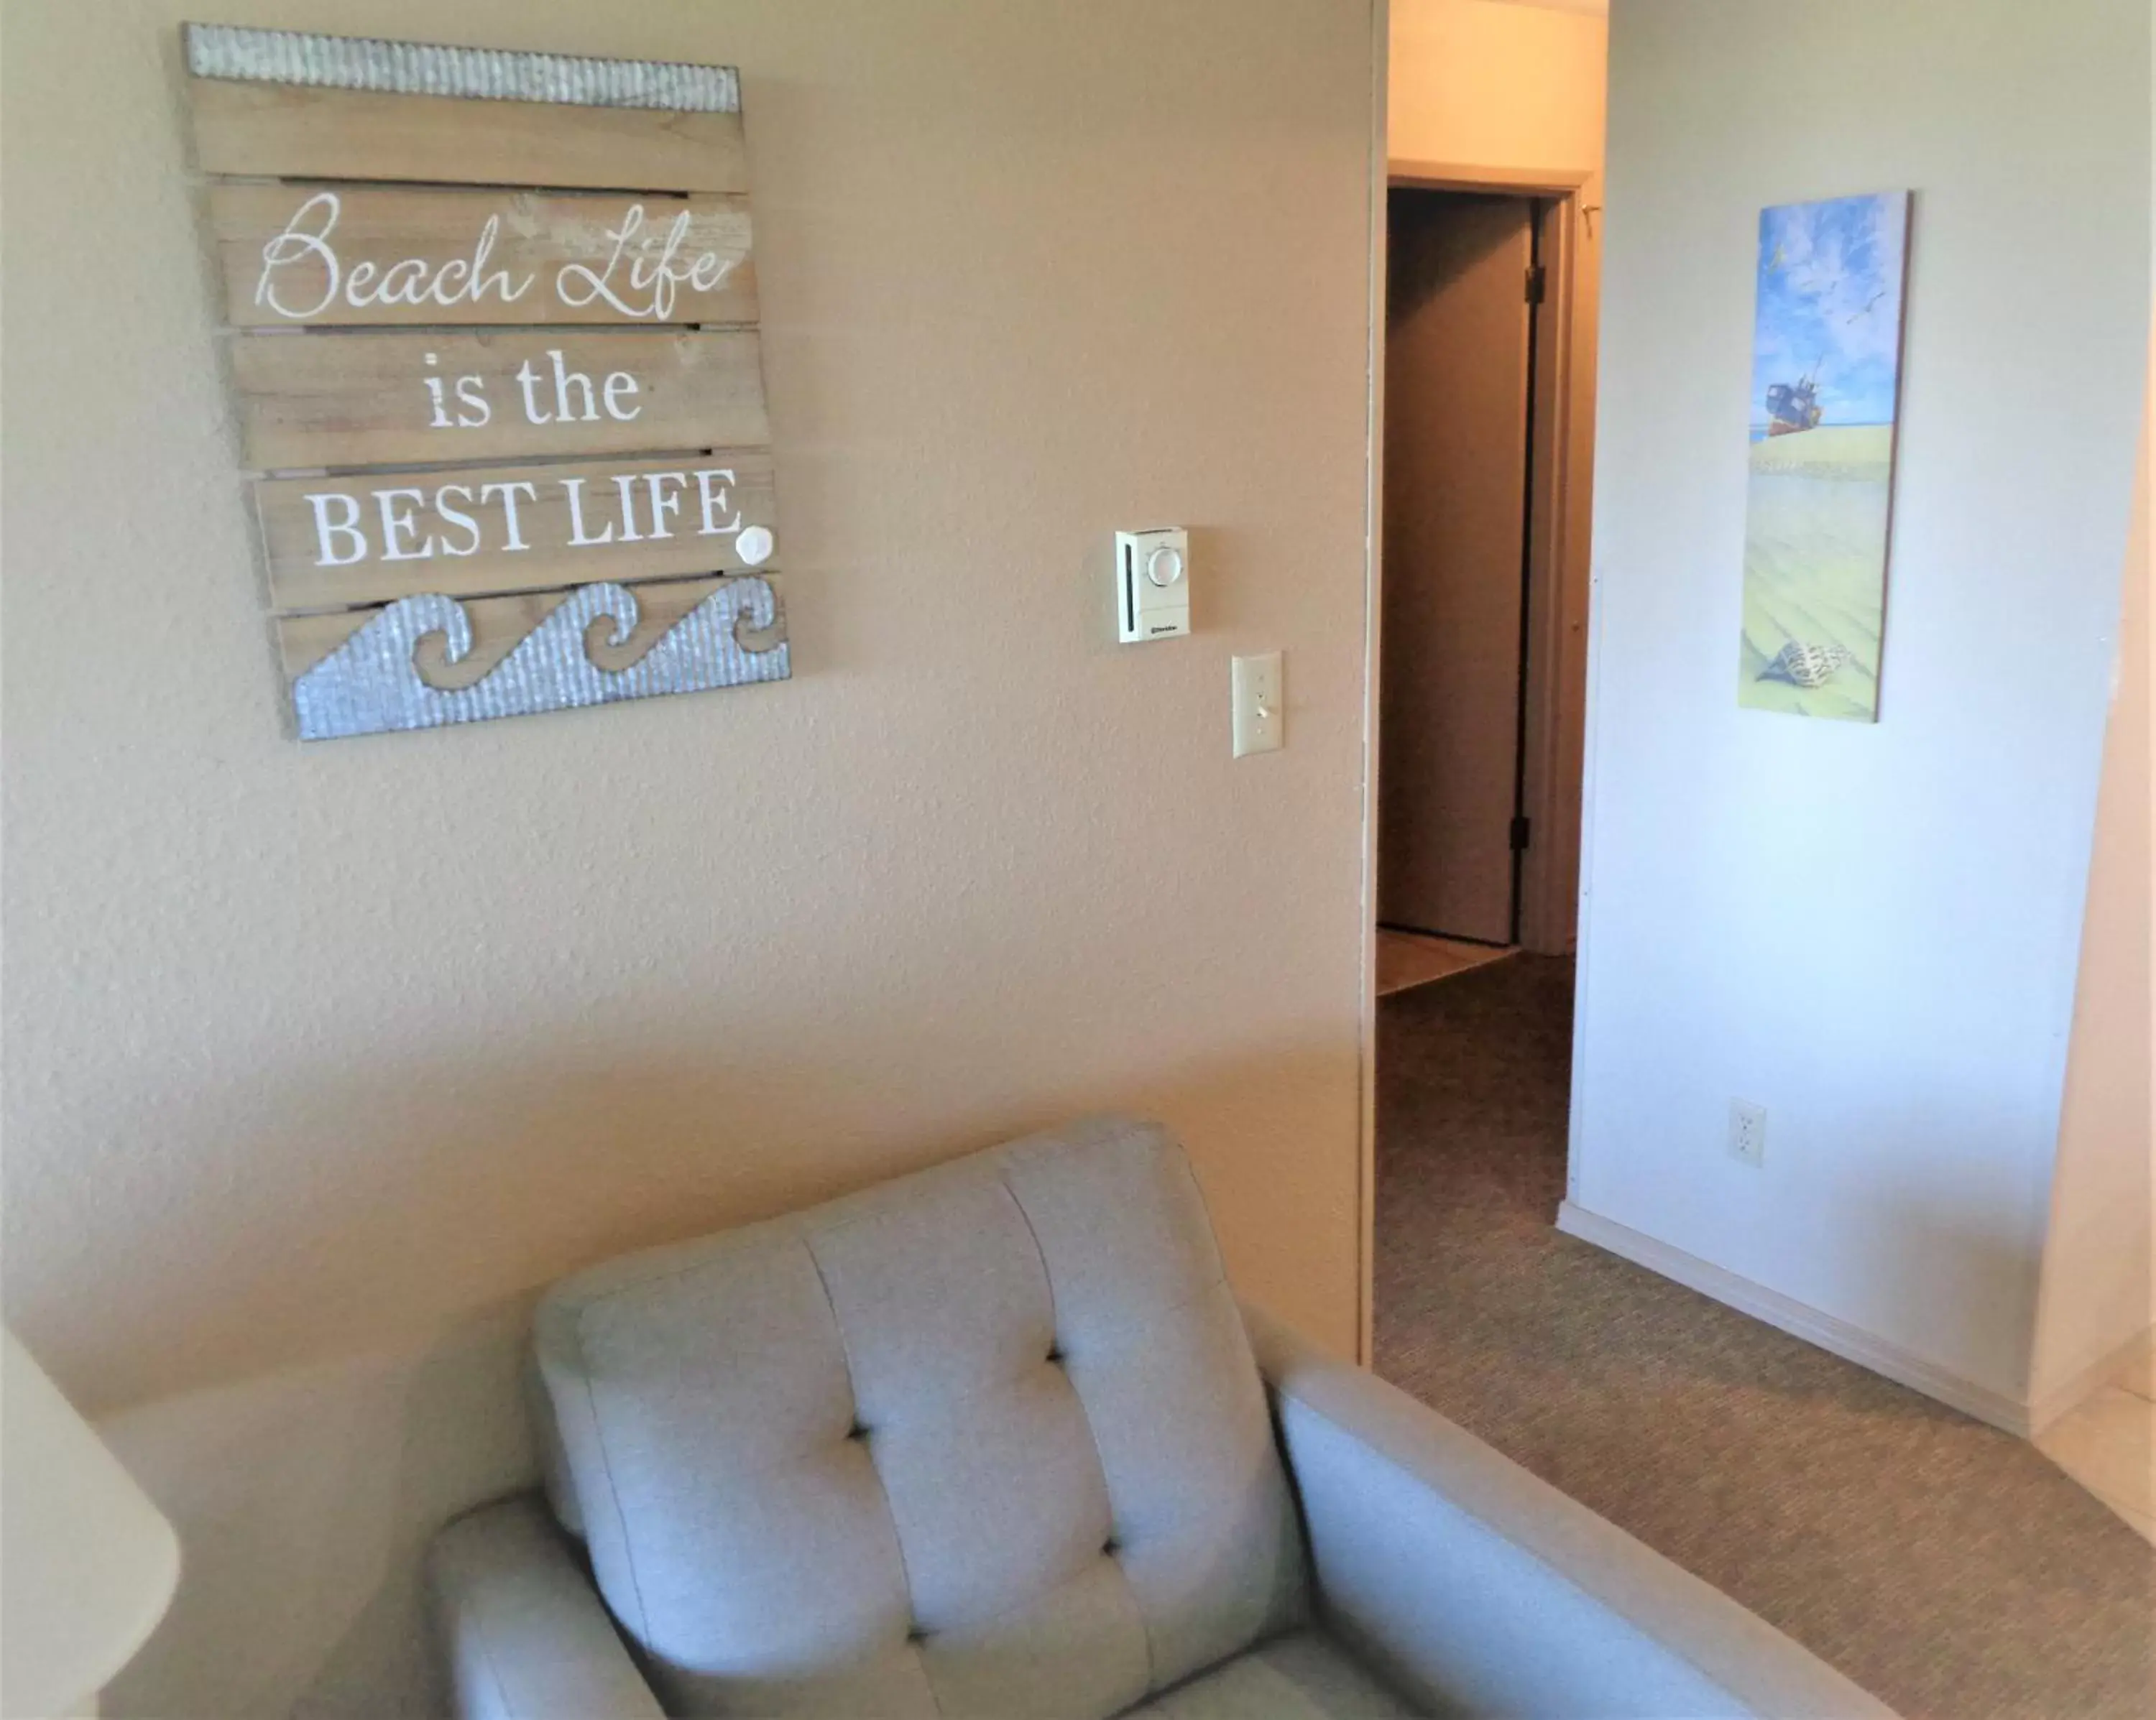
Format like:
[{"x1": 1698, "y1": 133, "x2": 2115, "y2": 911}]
[{"x1": 1233, "y1": 652, "x2": 1283, "y2": 757}]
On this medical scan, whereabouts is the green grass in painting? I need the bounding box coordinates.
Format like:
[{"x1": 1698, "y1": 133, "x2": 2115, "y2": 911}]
[{"x1": 1738, "y1": 425, "x2": 1892, "y2": 721}]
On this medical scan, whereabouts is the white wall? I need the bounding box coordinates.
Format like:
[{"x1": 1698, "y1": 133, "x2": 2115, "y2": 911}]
[
  {"x1": 2030, "y1": 351, "x2": 2154, "y2": 1415},
  {"x1": 1570, "y1": 0, "x2": 2149, "y2": 1413},
  {"x1": 0, "y1": 1, "x2": 1378, "y2": 1712}
]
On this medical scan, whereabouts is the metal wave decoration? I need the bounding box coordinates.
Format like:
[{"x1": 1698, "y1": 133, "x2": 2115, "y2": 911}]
[{"x1": 294, "y1": 577, "x2": 788, "y2": 741}]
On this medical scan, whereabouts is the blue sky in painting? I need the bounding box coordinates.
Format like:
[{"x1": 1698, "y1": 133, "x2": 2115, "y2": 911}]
[{"x1": 1750, "y1": 192, "x2": 1908, "y2": 428}]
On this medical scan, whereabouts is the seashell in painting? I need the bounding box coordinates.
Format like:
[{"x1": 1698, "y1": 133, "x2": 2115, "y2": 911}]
[{"x1": 1758, "y1": 640, "x2": 1853, "y2": 689}]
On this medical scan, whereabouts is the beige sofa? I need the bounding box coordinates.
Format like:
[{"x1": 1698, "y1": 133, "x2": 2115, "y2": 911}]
[{"x1": 430, "y1": 1116, "x2": 1891, "y2": 1718}]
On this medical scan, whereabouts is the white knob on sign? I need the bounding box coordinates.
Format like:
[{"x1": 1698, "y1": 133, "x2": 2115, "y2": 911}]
[{"x1": 1145, "y1": 544, "x2": 1184, "y2": 588}]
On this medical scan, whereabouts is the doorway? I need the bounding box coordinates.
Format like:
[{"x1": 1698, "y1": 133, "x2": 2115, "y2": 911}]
[
  {"x1": 1363, "y1": 167, "x2": 1594, "y2": 1364},
  {"x1": 1379, "y1": 188, "x2": 1550, "y2": 953}
]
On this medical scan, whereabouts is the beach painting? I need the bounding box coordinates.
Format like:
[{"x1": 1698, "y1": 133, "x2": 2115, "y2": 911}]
[{"x1": 1740, "y1": 190, "x2": 1910, "y2": 721}]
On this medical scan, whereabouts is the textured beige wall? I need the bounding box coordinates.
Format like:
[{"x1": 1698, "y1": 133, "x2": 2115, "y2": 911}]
[
  {"x1": 2030, "y1": 343, "x2": 2155, "y2": 1409},
  {"x1": 1, "y1": 1, "x2": 1379, "y2": 1711}
]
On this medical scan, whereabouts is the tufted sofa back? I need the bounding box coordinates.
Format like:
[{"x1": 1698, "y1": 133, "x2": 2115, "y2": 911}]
[{"x1": 531, "y1": 1116, "x2": 1309, "y2": 1718}]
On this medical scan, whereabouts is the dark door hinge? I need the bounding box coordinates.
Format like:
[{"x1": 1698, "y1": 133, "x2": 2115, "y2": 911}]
[
  {"x1": 1525, "y1": 265, "x2": 1547, "y2": 305},
  {"x1": 1510, "y1": 815, "x2": 1532, "y2": 851}
]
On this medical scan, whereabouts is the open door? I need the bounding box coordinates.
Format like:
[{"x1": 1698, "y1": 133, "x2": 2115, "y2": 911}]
[{"x1": 1379, "y1": 190, "x2": 1540, "y2": 945}]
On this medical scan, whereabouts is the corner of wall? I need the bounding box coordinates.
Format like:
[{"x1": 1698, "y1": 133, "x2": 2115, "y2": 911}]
[{"x1": 2027, "y1": 328, "x2": 2156, "y2": 1413}]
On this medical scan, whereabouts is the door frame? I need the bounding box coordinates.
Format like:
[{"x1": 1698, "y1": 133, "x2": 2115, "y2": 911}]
[{"x1": 1356, "y1": 156, "x2": 1592, "y2": 1364}]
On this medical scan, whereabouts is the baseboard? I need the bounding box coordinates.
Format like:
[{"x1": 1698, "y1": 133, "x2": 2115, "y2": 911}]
[
  {"x1": 2027, "y1": 1323, "x2": 2155, "y2": 1438},
  {"x1": 1554, "y1": 1201, "x2": 2033, "y2": 1438}
]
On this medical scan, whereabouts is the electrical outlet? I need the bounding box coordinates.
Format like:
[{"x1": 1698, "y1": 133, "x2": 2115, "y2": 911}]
[{"x1": 1728, "y1": 1099, "x2": 1767, "y2": 1168}]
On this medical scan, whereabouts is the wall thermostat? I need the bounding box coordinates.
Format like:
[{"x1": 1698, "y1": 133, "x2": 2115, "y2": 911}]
[{"x1": 1115, "y1": 527, "x2": 1190, "y2": 642}]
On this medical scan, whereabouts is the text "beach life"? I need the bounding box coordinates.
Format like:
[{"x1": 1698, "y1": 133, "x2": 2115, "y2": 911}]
[{"x1": 253, "y1": 191, "x2": 739, "y2": 322}]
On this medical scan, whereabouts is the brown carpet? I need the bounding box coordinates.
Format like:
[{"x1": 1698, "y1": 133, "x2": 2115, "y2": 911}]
[{"x1": 1374, "y1": 953, "x2": 2155, "y2": 1720}]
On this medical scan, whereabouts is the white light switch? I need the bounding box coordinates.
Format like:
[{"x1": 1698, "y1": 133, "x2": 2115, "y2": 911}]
[{"x1": 1232, "y1": 652, "x2": 1283, "y2": 757}]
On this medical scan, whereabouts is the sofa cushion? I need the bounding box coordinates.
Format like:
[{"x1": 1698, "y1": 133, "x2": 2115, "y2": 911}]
[
  {"x1": 1123, "y1": 1632, "x2": 1412, "y2": 1720},
  {"x1": 533, "y1": 1116, "x2": 1307, "y2": 1719}
]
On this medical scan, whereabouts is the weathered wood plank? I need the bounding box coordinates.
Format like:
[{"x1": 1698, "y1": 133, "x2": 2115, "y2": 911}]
[
  {"x1": 258, "y1": 450, "x2": 779, "y2": 611},
  {"x1": 277, "y1": 574, "x2": 789, "y2": 740},
  {"x1": 208, "y1": 184, "x2": 757, "y2": 328},
  {"x1": 189, "y1": 76, "x2": 750, "y2": 193},
  {"x1": 230, "y1": 329, "x2": 769, "y2": 470}
]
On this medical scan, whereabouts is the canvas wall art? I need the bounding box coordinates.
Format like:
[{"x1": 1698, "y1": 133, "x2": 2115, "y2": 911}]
[{"x1": 1739, "y1": 190, "x2": 1910, "y2": 721}]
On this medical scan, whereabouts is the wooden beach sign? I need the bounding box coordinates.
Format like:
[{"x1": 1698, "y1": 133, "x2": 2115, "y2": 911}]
[{"x1": 184, "y1": 23, "x2": 788, "y2": 740}]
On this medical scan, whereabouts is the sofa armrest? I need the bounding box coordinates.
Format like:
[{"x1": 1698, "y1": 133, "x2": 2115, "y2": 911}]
[
  {"x1": 1243, "y1": 1304, "x2": 1894, "y2": 1719},
  {"x1": 429, "y1": 1493, "x2": 666, "y2": 1720}
]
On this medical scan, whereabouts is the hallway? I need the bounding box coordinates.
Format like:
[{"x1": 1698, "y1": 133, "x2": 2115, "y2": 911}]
[{"x1": 1373, "y1": 956, "x2": 2154, "y2": 1720}]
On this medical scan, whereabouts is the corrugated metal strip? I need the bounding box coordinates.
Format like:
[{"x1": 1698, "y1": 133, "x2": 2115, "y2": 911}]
[{"x1": 183, "y1": 23, "x2": 740, "y2": 114}]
